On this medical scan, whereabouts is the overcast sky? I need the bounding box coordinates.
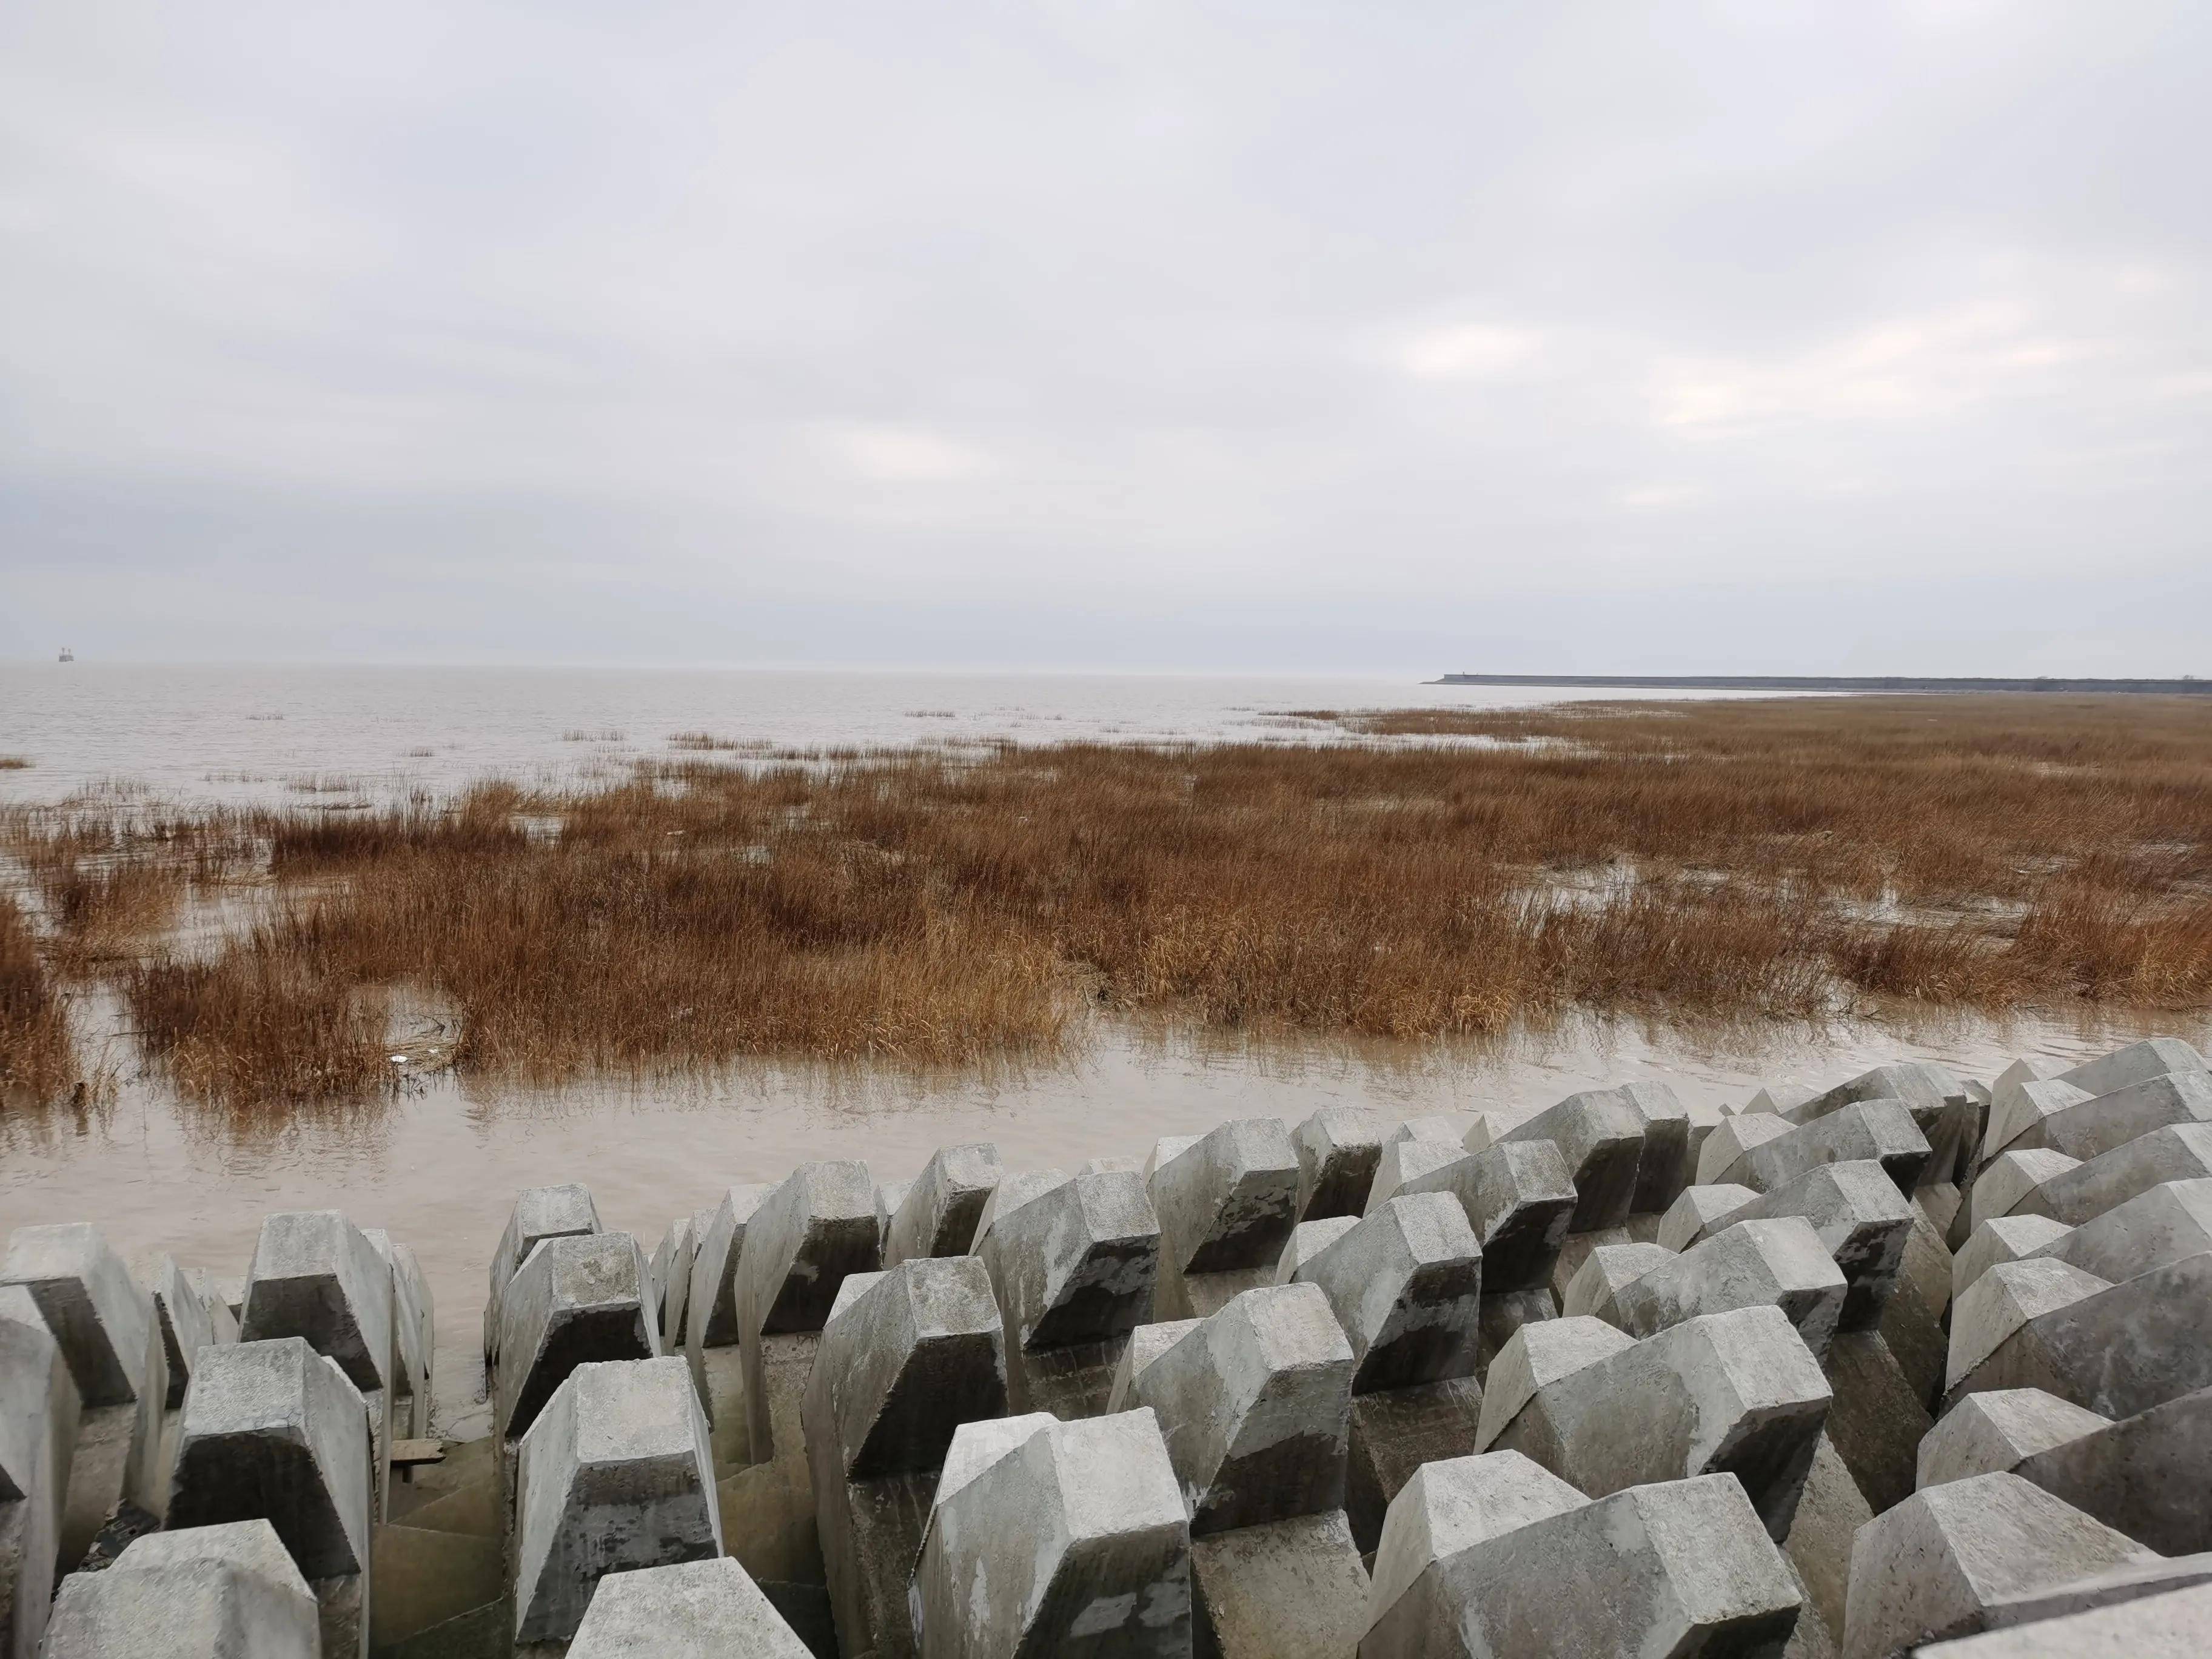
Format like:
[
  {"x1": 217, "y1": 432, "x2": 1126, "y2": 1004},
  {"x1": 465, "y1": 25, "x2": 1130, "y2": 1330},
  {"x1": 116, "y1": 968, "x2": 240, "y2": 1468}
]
[{"x1": 3, "y1": 1, "x2": 2207, "y2": 674}]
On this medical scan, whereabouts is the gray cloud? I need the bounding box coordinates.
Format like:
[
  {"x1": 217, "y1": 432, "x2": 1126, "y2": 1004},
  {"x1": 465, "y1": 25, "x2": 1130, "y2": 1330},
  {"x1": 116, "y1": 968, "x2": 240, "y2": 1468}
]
[{"x1": 3, "y1": 1, "x2": 2207, "y2": 671}]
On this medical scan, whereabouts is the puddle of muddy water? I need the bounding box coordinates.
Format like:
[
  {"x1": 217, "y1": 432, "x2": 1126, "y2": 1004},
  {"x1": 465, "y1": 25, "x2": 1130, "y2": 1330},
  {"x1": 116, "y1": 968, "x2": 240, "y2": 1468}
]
[{"x1": 5, "y1": 1001, "x2": 2205, "y2": 1438}]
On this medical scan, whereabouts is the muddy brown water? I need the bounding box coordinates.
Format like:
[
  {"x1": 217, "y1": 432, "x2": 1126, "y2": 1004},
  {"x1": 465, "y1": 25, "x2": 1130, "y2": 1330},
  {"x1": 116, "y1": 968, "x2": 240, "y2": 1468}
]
[{"x1": 7, "y1": 1004, "x2": 2199, "y2": 1439}]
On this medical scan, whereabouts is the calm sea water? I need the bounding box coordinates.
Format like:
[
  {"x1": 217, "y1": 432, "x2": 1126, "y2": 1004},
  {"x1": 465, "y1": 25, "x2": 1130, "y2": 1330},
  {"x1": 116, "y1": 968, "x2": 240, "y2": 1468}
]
[{"x1": 4, "y1": 662, "x2": 2202, "y2": 1433}]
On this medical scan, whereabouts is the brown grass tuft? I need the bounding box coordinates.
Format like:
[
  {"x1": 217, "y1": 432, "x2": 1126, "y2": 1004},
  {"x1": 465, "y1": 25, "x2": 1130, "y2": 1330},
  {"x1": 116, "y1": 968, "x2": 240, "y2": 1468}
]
[{"x1": 0, "y1": 893, "x2": 78, "y2": 1104}]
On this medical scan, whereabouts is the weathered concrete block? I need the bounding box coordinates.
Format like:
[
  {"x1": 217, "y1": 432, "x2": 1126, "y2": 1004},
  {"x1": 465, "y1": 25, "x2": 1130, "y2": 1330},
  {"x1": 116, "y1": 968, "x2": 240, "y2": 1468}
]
[
  {"x1": 1362, "y1": 1456, "x2": 1801, "y2": 1658},
  {"x1": 1947, "y1": 1253, "x2": 2212, "y2": 1418},
  {"x1": 1293, "y1": 1105, "x2": 1389, "y2": 1221},
  {"x1": 1820, "y1": 1329, "x2": 1934, "y2": 1518},
  {"x1": 1618, "y1": 1079, "x2": 1697, "y2": 1213},
  {"x1": 979, "y1": 1168, "x2": 1160, "y2": 1419},
  {"x1": 483, "y1": 1182, "x2": 599, "y2": 1370},
  {"x1": 1107, "y1": 1319, "x2": 1204, "y2": 1412},
  {"x1": 243, "y1": 1212, "x2": 395, "y2": 1401},
  {"x1": 2032, "y1": 1176, "x2": 2212, "y2": 1285},
  {"x1": 1362, "y1": 1135, "x2": 1464, "y2": 1213},
  {"x1": 1189, "y1": 1509, "x2": 1369, "y2": 1659},
  {"x1": 1293, "y1": 1194, "x2": 1481, "y2": 1392},
  {"x1": 1912, "y1": 1580, "x2": 2212, "y2": 1657},
  {"x1": 568, "y1": 1555, "x2": 814, "y2": 1657},
  {"x1": 1273, "y1": 1216, "x2": 1358, "y2": 1283},
  {"x1": 804, "y1": 1257, "x2": 1007, "y2": 1659},
  {"x1": 1740, "y1": 1161, "x2": 1915, "y2": 1330},
  {"x1": 1711, "y1": 1101, "x2": 1932, "y2": 1196},
  {"x1": 1480, "y1": 1307, "x2": 1831, "y2": 1540},
  {"x1": 1955, "y1": 1215, "x2": 2076, "y2": 1299},
  {"x1": 1342, "y1": 1376, "x2": 1484, "y2": 1558},
  {"x1": 1917, "y1": 1389, "x2": 2111, "y2": 1490},
  {"x1": 1840, "y1": 1472, "x2": 2162, "y2": 1658},
  {"x1": 683, "y1": 1182, "x2": 770, "y2": 1467},
  {"x1": 652, "y1": 1213, "x2": 697, "y2": 1350},
  {"x1": 1658, "y1": 1182, "x2": 1761, "y2": 1251},
  {"x1": 1698, "y1": 1111, "x2": 1800, "y2": 1187},
  {"x1": 2058, "y1": 1037, "x2": 2208, "y2": 1099},
  {"x1": 1503, "y1": 1088, "x2": 1648, "y2": 1232},
  {"x1": 2006, "y1": 1071, "x2": 2212, "y2": 1164},
  {"x1": 514, "y1": 1356, "x2": 722, "y2": 1645},
  {"x1": 1125, "y1": 1283, "x2": 1353, "y2": 1535},
  {"x1": 1972, "y1": 1148, "x2": 2083, "y2": 1231},
  {"x1": 1982, "y1": 1078, "x2": 2094, "y2": 1170},
  {"x1": 359, "y1": 1228, "x2": 430, "y2": 1444},
  {"x1": 911, "y1": 1408, "x2": 1190, "y2": 1658},
  {"x1": 40, "y1": 1519, "x2": 318, "y2": 1659},
  {"x1": 2, "y1": 1222, "x2": 153, "y2": 1409},
  {"x1": 169, "y1": 1336, "x2": 373, "y2": 1581},
  {"x1": 1, "y1": 1285, "x2": 75, "y2": 1659},
  {"x1": 1415, "y1": 1138, "x2": 1578, "y2": 1294},
  {"x1": 735, "y1": 1162, "x2": 880, "y2": 1464},
  {"x1": 1150, "y1": 1121, "x2": 1302, "y2": 1319},
  {"x1": 495, "y1": 1230, "x2": 657, "y2": 1444},
  {"x1": 152, "y1": 1254, "x2": 230, "y2": 1411},
  {"x1": 1559, "y1": 1241, "x2": 1672, "y2": 1324},
  {"x1": 885, "y1": 1143, "x2": 1003, "y2": 1265},
  {"x1": 972, "y1": 1167, "x2": 1070, "y2": 1244},
  {"x1": 2023, "y1": 1123, "x2": 2212, "y2": 1226},
  {"x1": 1611, "y1": 1216, "x2": 1849, "y2": 1361}
]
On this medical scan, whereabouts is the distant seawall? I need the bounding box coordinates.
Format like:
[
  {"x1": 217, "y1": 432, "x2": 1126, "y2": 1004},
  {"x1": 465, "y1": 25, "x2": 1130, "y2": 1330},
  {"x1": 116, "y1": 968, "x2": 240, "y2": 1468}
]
[{"x1": 1430, "y1": 673, "x2": 2212, "y2": 694}]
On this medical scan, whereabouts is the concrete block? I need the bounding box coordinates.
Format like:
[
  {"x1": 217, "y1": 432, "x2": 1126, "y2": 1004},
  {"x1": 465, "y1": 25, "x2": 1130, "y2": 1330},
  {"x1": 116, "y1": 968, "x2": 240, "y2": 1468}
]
[
  {"x1": 804, "y1": 1257, "x2": 1007, "y2": 1659},
  {"x1": 1741, "y1": 1161, "x2": 1915, "y2": 1330},
  {"x1": 1658, "y1": 1182, "x2": 1761, "y2": 1251},
  {"x1": 1770, "y1": 1063, "x2": 1976, "y2": 1181},
  {"x1": 736, "y1": 1162, "x2": 882, "y2": 1463},
  {"x1": 1840, "y1": 1472, "x2": 2161, "y2": 1658},
  {"x1": 1273, "y1": 1216, "x2": 1358, "y2": 1282},
  {"x1": 1150, "y1": 1119, "x2": 1301, "y2": 1278},
  {"x1": 2024, "y1": 1123, "x2": 2212, "y2": 1226},
  {"x1": 1342, "y1": 1376, "x2": 1483, "y2": 1557},
  {"x1": 1948, "y1": 1250, "x2": 2212, "y2": 1419},
  {"x1": 1917, "y1": 1389, "x2": 2111, "y2": 1490},
  {"x1": 1105, "y1": 1319, "x2": 1205, "y2": 1413},
  {"x1": 1618, "y1": 1079, "x2": 1697, "y2": 1213},
  {"x1": 514, "y1": 1356, "x2": 721, "y2": 1645},
  {"x1": 683, "y1": 1182, "x2": 770, "y2": 1468},
  {"x1": 1714, "y1": 1101, "x2": 1933, "y2": 1196},
  {"x1": 1785, "y1": 1432, "x2": 1875, "y2": 1655},
  {"x1": 2, "y1": 1222, "x2": 153, "y2": 1409},
  {"x1": 2058, "y1": 1037, "x2": 2208, "y2": 1099},
  {"x1": 1612, "y1": 1216, "x2": 1849, "y2": 1361},
  {"x1": 1362, "y1": 1460, "x2": 1801, "y2": 1659},
  {"x1": 2008, "y1": 1071, "x2": 2212, "y2": 1163},
  {"x1": 152, "y1": 1254, "x2": 226, "y2": 1410},
  {"x1": 1481, "y1": 1307, "x2": 1831, "y2": 1540},
  {"x1": 1954, "y1": 1216, "x2": 2076, "y2": 1299},
  {"x1": 1292, "y1": 1105, "x2": 1389, "y2": 1221},
  {"x1": 1428, "y1": 1138, "x2": 1578, "y2": 1293},
  {"x1": 1189, "y1": 1509, "x2": 1369, "y2": 1659},
  {"x1": 2033, "y1": 1177, "x2": 2212, "y2": 1285},
  {"x1": 1124, "y1": 1283, "x2": 1354, "y2": 1535},
  {"x1": 495, "y1": 1230, "x2": 657, "y2": 1444},
  {"x1": 1473, "y1": 1315, "x2": 1634, "y2": 1449},
  {"x1": 242, "y1": 1211, "x2": 395, "y2": 1405},
  {"x1": 1818, "y1": 1330, "x2": 1932, "y2": 1517},
  {"x1": 483, "y1": 1183, "x2": 599, "y2": 1370},
  {"x1": 1972, "y1": 1148, "x2": 2083, "y2": 1231},
  {"x1": 1912, "y1": 1581, "x2": 2212, "y2": 1657},
  {"x1": 360, "y1": 1228, "x2": 430, "y2": 1443},
  {"x1": 979, "y1": 1168, "x2": 1160, "y2": 1419},
  {"x1": 1401, "y1": 1114, "x2": 1465, "y2": 1144},
  {"x1": 1, "y1": 1285, "x2": 75, "y2": 1659},
  {"x1": 1559, "y1": 1241, "x2": 1672, "y2": 1323},
  {"x1": 1293, "y1": 1194, "x2": 1481, "y2": 1392},
  {"x1": 1503, "y1": 1088, "x2": 1647, "y2": 1232},
  {"x1": 1994, "y1": 1057, "x2": 2067, "y2": 1091},
  {"x1": 1997, "y1": 1386, "x2": 2212, "y2": 1558},
  {"x1": 1948, "y1": 1258, "x2": 2111, "y2": 1398},
  {"x1": 1983, "y1": 1078, "x2": 2094, "y2": 1169},
  {"x1": 568, "y1": 1556, "x2": 814, "y2": 1657},
  {"x1": 652, "y1": 1213, "x2": 697, "y2": 1350},
  {"x1": 40, "y1": 1519, "x2": 318, "y2": 1659},
  {"x1": 169, "y1": 1336, "x2": 373, "y2": 1580},
  {"x1": 1361, "y1": 1136, "x2": 1464, "y2": 1213},
  {"x1": 1698, "y1": 1110, "x2": 1801, "y2": 1185},
  {"x1": 971, "y1": 1167, "x2": 1070, "y2": 1244},
  {"x1": 911, "y1": 1407, "x2": 1190, "y2": 1658},
  {"x1": 884, "y1": 1143, "x2": 1002, "y2": 1265}
]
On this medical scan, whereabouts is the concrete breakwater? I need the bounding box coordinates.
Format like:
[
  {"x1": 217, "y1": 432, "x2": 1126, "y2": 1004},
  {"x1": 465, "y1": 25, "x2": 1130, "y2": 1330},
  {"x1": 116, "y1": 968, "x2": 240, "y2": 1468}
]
[{"x1": 3, "y1": 1039, "x2": 2211, "y2": 1656}]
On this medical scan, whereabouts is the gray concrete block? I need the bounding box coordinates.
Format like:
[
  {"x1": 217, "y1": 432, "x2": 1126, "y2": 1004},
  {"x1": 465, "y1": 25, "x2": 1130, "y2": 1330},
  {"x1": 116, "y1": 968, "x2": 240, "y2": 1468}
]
[
  {"x1": 1481, "y1": 1307, "x2": 1831, "y2": 1541},
  {"x1": 1473, "y1": 1315, "x2": 1634, "y2": 1449},
  {"x1": 911, "y1": 1407, "x2": 1190, "y2": 1658},
  {"x1": 1659, "y1": 1182, "x2": 1762, "y2": 1251},
  {"x1": 971, "y1": 1167, "x2": 1071, "y2": 1244},
  {"x1": 1717, "y1": 1101, "x2": 1933, "y2": 1197},
  {"x1": 2008, "y1": 1071, "x2": 2212, "y2": 1164},
  {"x1": 1343, "y1": 1376, "x2": 1483, "y2": 1557},
  {"x1": 2024, "y1": 1124, "x2": 2212, "y2": 1226},
  {"x1": 40, "y1": 1518, "x2": 318, "y2": 1659},
  {"x1": 1946, "y1": 1253, "x2": 2212, "y2": 1419},
  {"x1": 1293, "y1": 1193, "x2": 1481, "y2": 1392},
  {"x1": 483, "y1": 1183, "x2": 600, "y2": 1370},
  {"x1": 1125, "y1": 1284, "x2": 1353, "y2": 1535},
  {"x1": 1948, "y1": 1258, "x2": 2111, "y2": 1399},
  {"x1": 652, "y1": 1213, "x2": 697, "y2": 1350},
  {"x1": 885, "y1": 1143, "x2": 1003, "y2": 1265},
  {"x1": 1916, "y1": 1389, "x2": 2111, "y2": 1490},
  {"x1": 1362, "y1": 1136, "x2": 1464, "y2": 1213},
  {"x1": 1699, "y1": 1110, "x2": 1801, "y2": 1185},
  {"x1": 1150, "y1": 1119, "x2": 1301, "y2": 1278},
  {"x1": 1503, "y1": 1088, "x2": 1648, "y2": 1232},
  {"x1": 168, "y1": 1336, "x2": 373, "y2": 1581},
  {"x1": 360, "y1": 1228, "x2": 431, "y2": 1441},
  {"x1": 1, "y1": 1286, "x2": 75, "y2": 1659},
  {"x1": 1293, "y1": 1105, "x2": 1389, "y2": 1221},
  {"x1": 2003, "y1": 1386, "x2": 2212, "y2": 1558},
  {"x1": 1189, "y1": 1509, "x2": 1368, "y2": 1659},
  {"x1": 1612, "y1": 1216, "x2": 1849, "y2": 1361},
  {"x1": 1619, "y1": 1079, "x2": 1697, "y2": 1213},
  {"x1": 495, "y1": 1230, "x2": 657, "y2": 1444},
  {"x1": 1971, "y1": 1149, "x2": 2083, "y2": 1232},
  {"x1": 685, "y1": 1182, "x2": 773, "y2": 1355},
  {"x1": 1820, "y1": 1329, "x2": 1934, "y2": 1518},
  {"x1": 1105, "y1": 1319, "x2": 1205, "y2": 1414},
  {"x1": 1912, "y1": 1581, "x2": 2212, "y2": 1657},
  {"x1": 514, "y1": 1355, "x2": 722, "y2": 1645},
  {"x1": 151, "y1": 1254, "x2": 226, "y2": 1411},
  {"x1": 1362, "y1": 1459, "x2": 1802, "y2": 1659},
  {"x1": 1417, "y1": 1138, "x2": 1578, "y2": 1294},
  {"x1": 2, "y1": 1222, "x2": 153, "y2": 1409},
  {"x1": 804, "y1": 1256, "x2": 1007, "y2": 1659},
  {"x1": 1741, "y1": 1161, "x2": 1915, "y2": 1330},
  {"x1": 2058, "y1": 1037, "x2": 2208, "y2": 1100},
  {"x1": 736, "y1": 1162, "x2": 882, "y2": 1463},
  {"x1": 1840, "y1": 1473, "x2": 2160, "y2": 1659},
  {"x1": 1559, "y1": 1241, "x2": 1672, "y2": 1323},
  {"x1": 2034, "y1": 1177, "x2": 2212, "y2": 1285},
  {"x1": 979, "y1": 1168, "x2": 1160, "y2": 1419},
  {"x1": 1273, "y1": 1216, "x2": 1358, "y2": 1283},
  {"x1": 568, "y1": 1556, "x2": 814, "y2": 1657},
  {"x1": 242, "y1": 1212, "x2": 395, "y2": 1398},
  {"x1": 1954, "y1": 1216, "x2": 2076, "y2": 1299},
  {"x1": 1982, "y1": 1078, "x2": 2094, "y2": 1170}
]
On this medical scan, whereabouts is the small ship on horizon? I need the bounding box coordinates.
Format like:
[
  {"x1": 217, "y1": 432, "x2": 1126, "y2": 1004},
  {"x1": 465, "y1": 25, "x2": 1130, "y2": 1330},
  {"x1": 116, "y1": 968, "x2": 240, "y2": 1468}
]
[{"x1": 58, "y1": 646, "x2": 74, "y2": 662}]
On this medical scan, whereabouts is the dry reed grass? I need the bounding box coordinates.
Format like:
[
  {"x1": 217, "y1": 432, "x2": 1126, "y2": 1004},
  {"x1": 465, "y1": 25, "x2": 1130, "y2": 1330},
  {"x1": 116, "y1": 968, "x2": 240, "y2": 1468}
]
[
  {"x1": 2, "y1": 695, "x2": 2208, "y2": 1105},
  {"x1": 1, "y1": 893, "x2": 78, "y2": 1104}
]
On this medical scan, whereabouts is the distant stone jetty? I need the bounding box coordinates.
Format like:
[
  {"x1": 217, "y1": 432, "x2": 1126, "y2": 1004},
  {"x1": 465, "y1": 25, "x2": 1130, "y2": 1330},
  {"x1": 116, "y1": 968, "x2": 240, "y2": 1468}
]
[
  {"x1": 1433, "y1": 672, "x2": 2212, "y2": 693},
  {"x1": 7, "y1": 1036, "x2": 2212, "y2": 1655}
]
